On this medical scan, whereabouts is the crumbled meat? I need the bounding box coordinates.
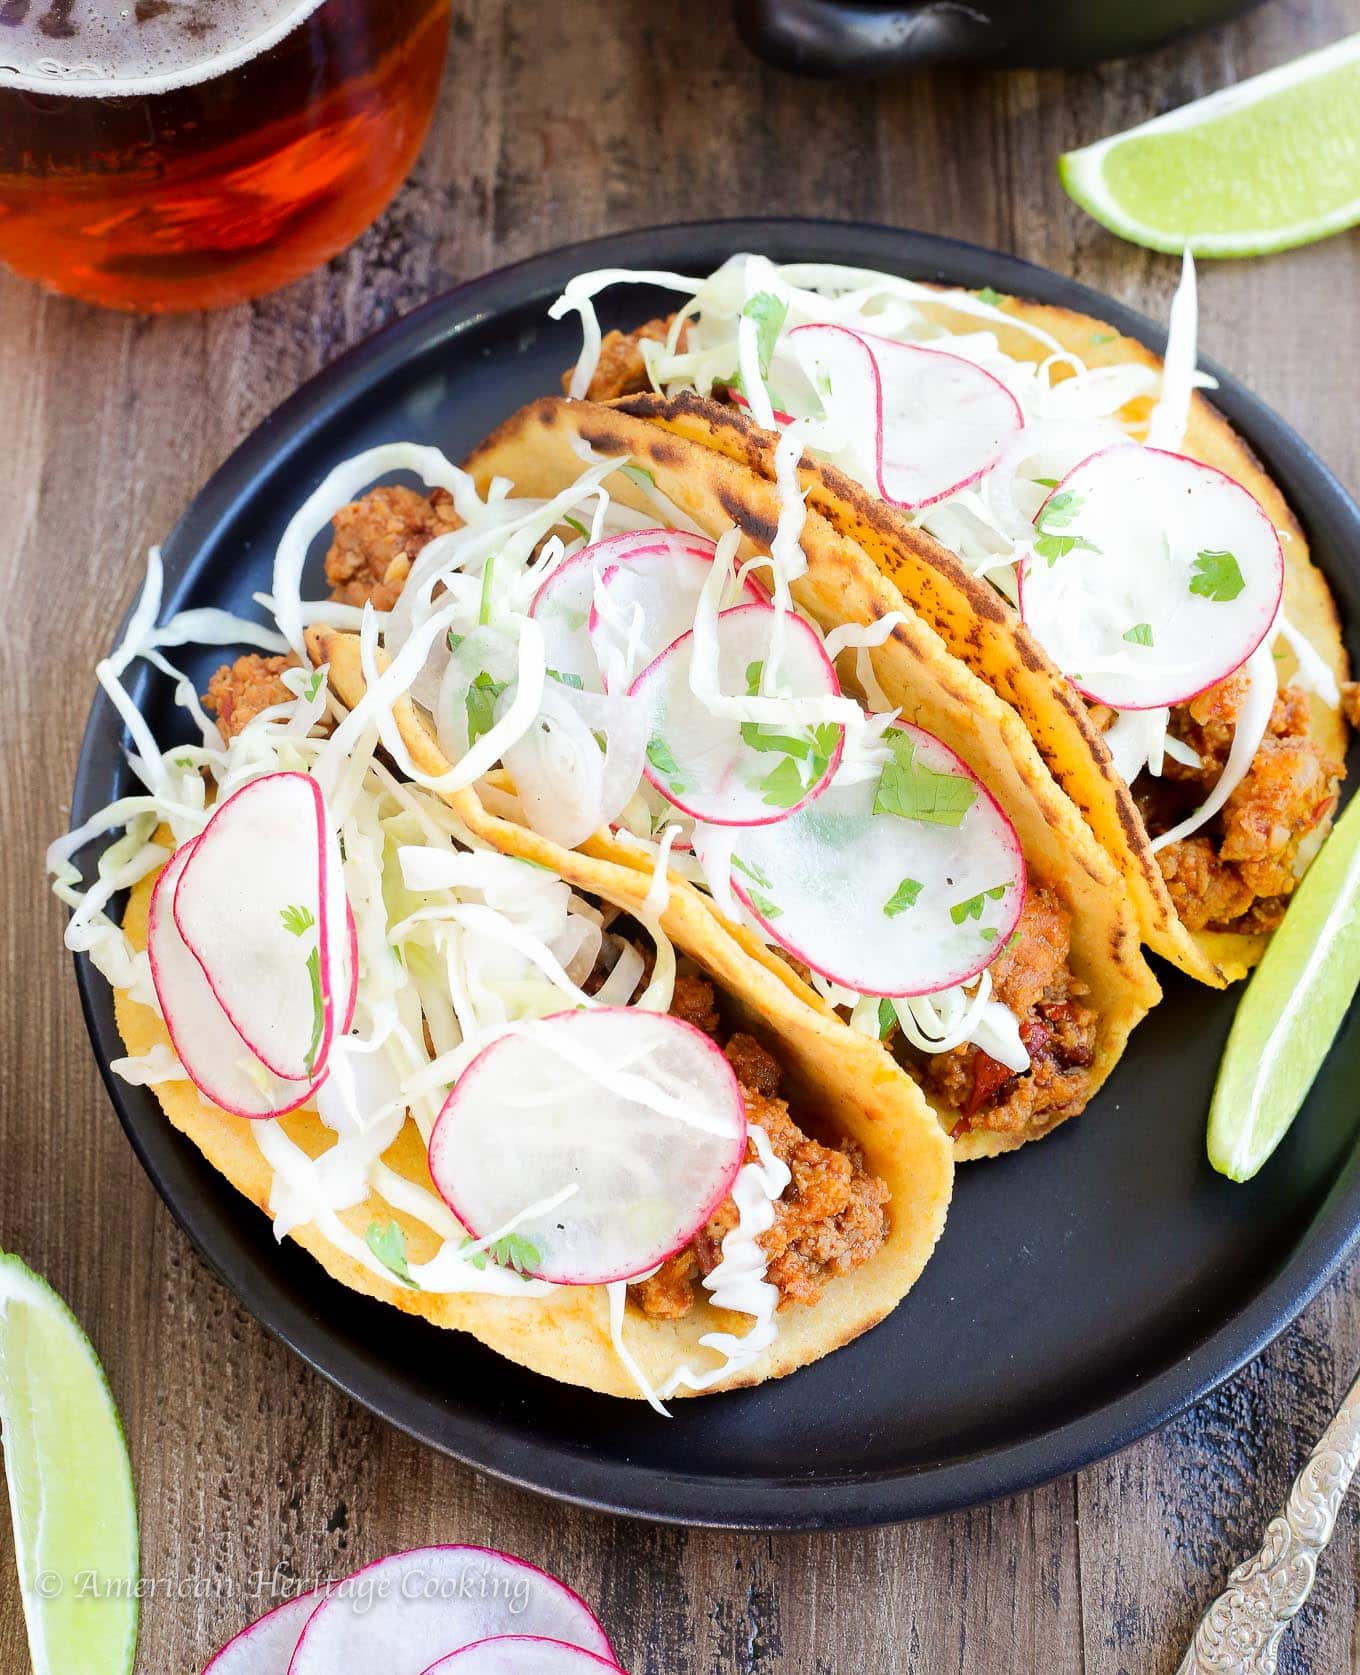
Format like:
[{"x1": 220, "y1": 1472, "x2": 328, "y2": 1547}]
[
  {"x1": 630, "y1": 984, "x2": 890, "y2": 1320},
  {"x1": 667, "y1": 972, "x2": 720, "y2": 1037},
  {"x1": 563, "y1": 316, "x2": 685, "y2": 401},
  {"x1": 905, "y1": 888, "x2": 1098, "y2": 1141},
  {"x1": 1149, "y1": 680, "x2": 1341, "y2": 933},
  {"x1": 324, "y1": 483, "x2": 461, "y2": 610},
  {"x1": 203, "y1": 654, "x2": 296, "y2": 741}
]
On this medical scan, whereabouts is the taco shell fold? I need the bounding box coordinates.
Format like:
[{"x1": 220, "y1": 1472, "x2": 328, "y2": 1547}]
[{"x1": 608, "y1": 293, "x2": 1349, "y2": 988}]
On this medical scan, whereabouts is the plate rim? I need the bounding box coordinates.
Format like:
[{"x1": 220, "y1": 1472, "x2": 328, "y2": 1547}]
[{"x1": 69, "y1": 216, "x2": 1360, "y2": 1529}]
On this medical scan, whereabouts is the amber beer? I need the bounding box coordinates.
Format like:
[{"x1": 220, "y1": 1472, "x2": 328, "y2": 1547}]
[{"x1": 0, "y1": 0, "x2": 450, "y2": 311}]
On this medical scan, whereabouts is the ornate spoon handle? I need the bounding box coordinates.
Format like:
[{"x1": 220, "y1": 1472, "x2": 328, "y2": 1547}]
[{"x1": 1177, "y1": 1364, "x2": 1360, "y2": 1674}]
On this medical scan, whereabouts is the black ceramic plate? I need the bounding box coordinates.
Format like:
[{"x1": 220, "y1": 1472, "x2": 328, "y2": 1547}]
[{"x1": 72, "y1": 220, "x2": 1360, "y2": 1529}]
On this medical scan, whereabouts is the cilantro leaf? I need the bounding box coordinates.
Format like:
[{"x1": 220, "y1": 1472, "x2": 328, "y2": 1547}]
[
  {"x1": 759, "y1": 754, "x2": 807, "y2": 809},
  {"x1": 740, "y1": 722, "x2": 811, "y2": 758},
  {"x1": 986, "y1": 883, "x2": 1010, "y2": 899},
  {"x1": 546, "y1": 667, "x2": 585, "y2": 690},
  {"x1": 466, "y1": 670, "x2": 507, "y2": 746},
  {"x1": 173, "y1": 755, "x2": 195, "y2": 769},
  {"x1": 883, "y1": 877, "x2": 923, "y2": 918},
  {"x1": 1035, "y1": 532, "x2": 1100, "y2": 564},
  {"x1": 1189, "y1": 548, "x2": 1245, "y2": 603},
  {"x1": 562, "y1": 514, "x2": 589, "y2": 539},
  {"x1": 976, "y1": 286, "x2": 1004, "y2": 308},
  {"x1": 459, "y1": 1231, "x2": 542, "y2": 1275},
  {"x1": 646, "y1": 734, "x2": 682, "y2": 777},
  {"x1": 279, "y1": 904, "x2": 316, "y2": 938},
  {"x1": 733, "y1": 854, "x2": 772, "y2": 890},
  {"x1": 1033, "y1": 490, "x2": 1101, "y2": 565},
  {"x1": 742, "y1": 291, "x2": 789, "y2": 379},
  {"x1": 304, "y1": 667, "x2": 325, "y2": 702},
  {"x1": 812, "y1": 723, "x2": 841, "y2": 767},
  {"x1": 745, "y1": 659, "x2": 764, "y2": 696},
  {"x1": 747, "y1": 888, "x2": 783, "y2": 921},
  {"x1": 980, "y1": 927, "x2": 999, "y2": 943},
  {"x1": 1031, "y1": 476, "x2": 1060, "y2": 489},
  {"x1": 877, "y1": 997, "x2": 897, "y2": 1038},
  {"x1": 950, "y1": 892, "x2": 986, "y2": 925},
  {"x1": 873, "y1": 732, "x2": 979, "y2": 827},
  {"x1": 367, "y1": 1220, "x2": 417, "y2": 1288},
  {"x1": 1036, "y1": 490, "x2": 1084, "y2": 531},
  {"x1": 1089, "y1": 331, "x2": 1117, "y2": 345},
  {"x1": 1123, "y1": 622, "x2": 1154, "y2": 647},
  {"x1": 490, "y1": 1232, "x2": 540, "y2": 1273}
]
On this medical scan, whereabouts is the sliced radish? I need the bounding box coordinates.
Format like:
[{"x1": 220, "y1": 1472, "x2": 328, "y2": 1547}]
[
  {"x1": 421, "y1": 1638, "x2": 623, "y2": 1674},
  {"x1": 590, "y1": 535, "x2": 768, "y2": 692},
  {"x1": 174, "y1": 773, "x2": 340, "y2": 1082},
  {"x1": 627, "y1": 602, "x2": 843, "y2": 828},
  {"x1": 427, "y1": 1009, "x2": 746, "y2": 1287},
  {"x1": 730, "y1": 720, "x2": 1025, "y2": 998},
  {"x1": 202, "y1": 1588, "x2": 325, "y2": 1674},
  {"x1": 287, "y1": 1547, "x2": 616, "y2": 1675},
  {"x1": 148, "y1": 844, "x2": 324, "y2": 1119},
  {"x1": 787, "y1": 323, "x2": 1023, "y2": 510},
  {"x1": 1017, "y1": 443, "x2": 1284, "y2": 711},
  {"x1": 530, "y1": 529, "x2": 764, "y2": 694}
]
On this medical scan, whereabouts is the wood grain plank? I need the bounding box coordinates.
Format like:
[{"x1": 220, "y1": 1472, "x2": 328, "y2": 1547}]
[{"x1": 4, "y1": 2, "x2": 1360, "y2": 1671}]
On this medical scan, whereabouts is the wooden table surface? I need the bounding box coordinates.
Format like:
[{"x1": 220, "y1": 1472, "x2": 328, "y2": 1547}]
[{"x1": 5, "y1": 1, "x2": 1360, "y2": 1670}]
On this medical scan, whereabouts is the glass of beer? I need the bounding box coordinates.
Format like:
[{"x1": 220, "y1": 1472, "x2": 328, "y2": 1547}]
[{"x1": 0, "y1": 0, "x2": 451, "y2": 312}]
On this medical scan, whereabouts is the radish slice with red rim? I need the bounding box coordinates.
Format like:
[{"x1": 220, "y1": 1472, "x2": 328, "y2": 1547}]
[
  {"x1": 149, "y1": 844, "x2": 325, "y2": 1119},
  {"x1": 725, "y1": 385, "x2": 796, "y2": 427},
  {"x1": 286, "y1": 1546, "x2": 616, "y2": 1675},
  {"x1": 427, "y1": 1009, "x2": 747, "y2": 1287},
  {"x1": 1016, "y1": 443, "x2": 1284, "y2": 712},
  {"x1": 530, "y1": 529, "x2": 764, "y2": 693},
  {"x1": 173, "y1": 772, "x2": 341, "y2": 1082},
  {"x1": 730, "y1": 720, "x2": 1026, "y2": 998},
  {"x1": 787, "y1": 323, "x2": 1023, "y2": 510},
  {"x1": 420, "y1": 1638, "x2": 624, "y2": 1674},
  {"x1": 202, "y1": 1588, "x2": 325, "y2": 1674},
  {"x1": 627, "y1": 602, "x2": 844, "y2": 828}
]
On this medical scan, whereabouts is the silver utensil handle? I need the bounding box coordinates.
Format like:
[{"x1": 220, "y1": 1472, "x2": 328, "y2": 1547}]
[{"x1": 1177, "y1": 1370, "x2": 1360, "y2": 1674}]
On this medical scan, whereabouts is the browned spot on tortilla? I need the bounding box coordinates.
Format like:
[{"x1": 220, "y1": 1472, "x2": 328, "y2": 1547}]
[
  {"x1": 646, "y1": 435, "x2": 686, "y2": 468},
  {"x1": 716, "y1": 485, "x2": 777, "y2": 549},
  {"x1": 578, "y1": 420, "x2": 631, "y2": 458}
]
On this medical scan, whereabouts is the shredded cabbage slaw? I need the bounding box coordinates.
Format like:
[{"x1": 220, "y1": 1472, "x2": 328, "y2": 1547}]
[{"x1": 51, "y1": 360, "x2": 1077, "y2": 1399}]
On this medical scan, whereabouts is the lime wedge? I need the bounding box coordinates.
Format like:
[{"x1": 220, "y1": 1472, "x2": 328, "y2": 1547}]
[
  {"x1": 0, "y1": 1253, "x2": 139, "y2": 1674},
  {"x1": 1209, "y1": 793, "x2": 1360, "y2": 1182},
  {"x1": 1059, "y1": 32, "x2": 1360, "y2": 257}
]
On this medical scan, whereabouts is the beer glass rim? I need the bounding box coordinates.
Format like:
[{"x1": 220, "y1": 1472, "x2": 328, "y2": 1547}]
[{"x1": 0, "y1": 0, "x2": 326, "y2": 98}]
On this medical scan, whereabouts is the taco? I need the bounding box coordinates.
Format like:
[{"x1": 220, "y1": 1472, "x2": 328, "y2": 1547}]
[
  {"x1": 52, "y1": 517, "x2": 953, "y2": 1410},
  {"x1": 268, "y1": 397, "x2": 1156, "y2": 1159},
  {"x1": 551, "y1": 256, "x2": 1352, "y2": 986}
]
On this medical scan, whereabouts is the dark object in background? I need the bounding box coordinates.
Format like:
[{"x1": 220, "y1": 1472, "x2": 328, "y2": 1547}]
[{"x1": 733, "y1": 0, "x2": 1265, "y2": 74}]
